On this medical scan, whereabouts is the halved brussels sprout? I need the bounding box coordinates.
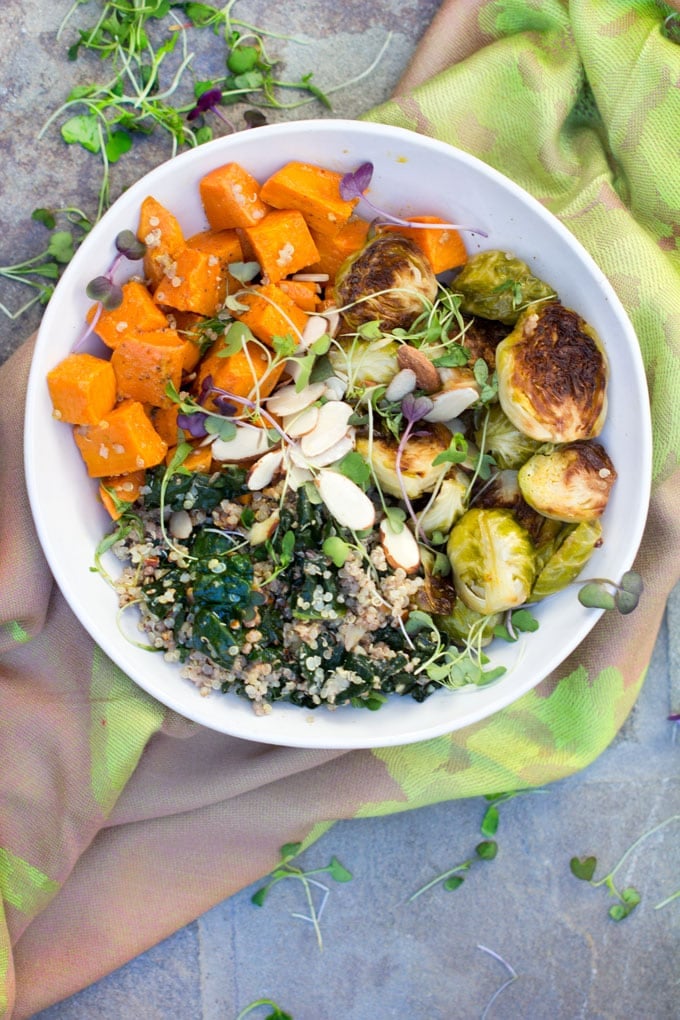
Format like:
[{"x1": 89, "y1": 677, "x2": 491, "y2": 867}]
[
  {"x1": 417, "y1": 472, "x2": 469, "y2": 537},
  {"x1": 495, "y1": 302, "x2": 609, "y2": 443},
  {"x1": 454, "y1": 250, "x2": 555, "y2": 326},
  {"x1": 335, "y1": 234, "x2": 437, "y2": 332},
  {"x1": 329, "y1": 335, "x2": 400, "y2": 389},
  {"x1": 518, "y1": 441, "x2": 617, "y2": 523},
  {"x1": 436, "y1": 600, "x2": 502, "y2": 647},
  {"x1": 476, "y1": 404, "x2": 542, "y2": 470},
  {"x1": 447, "y1": 508, "x2": 536, "y2": 615},
  {"x1": 530, "y1": 519, "x2": 603, "y2": 601},
  {"x1": 473, "y1": 469, "x2": 521, "y2": 511},
  {"x1": 356, "y1": 428, "x2": 452, "y2": 500}
]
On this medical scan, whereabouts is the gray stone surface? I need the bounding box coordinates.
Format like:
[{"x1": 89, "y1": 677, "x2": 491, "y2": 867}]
[{"x1": 3, "y1": 2, "x2": 678, "y2": 1018}]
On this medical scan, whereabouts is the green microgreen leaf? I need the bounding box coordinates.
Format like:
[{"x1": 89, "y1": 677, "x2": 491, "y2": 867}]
[
  {"x1": 31, "y1": 208, "x2": 56, "y2": 229},
  {"x1": 47, "y1": 231, "x2": 75, "y2": 264},
  {"x1": 229, "y1": 261, "x2": 261, "y2": 283},
  {"x1": 431, "y1": 433, "x2": 468, "y2": 467},
  {"x1": 570, "y1": 855, "x2": 597, "y2": 881},
  {"x1": 480, "y1": 805, "x2": 500, "y2": 838},
  {"x1": 335, "y1": 451, "x2": 371, "y2": 489},
  {"x1": 322, "y1": 536, "x2": 351, "y2": 567},
  {"x1": 60, "y1": 113, "x2": 101, "y2": 153},
  {"x1": 105, "y1": 129, "x2": 132, "y2": 163}
]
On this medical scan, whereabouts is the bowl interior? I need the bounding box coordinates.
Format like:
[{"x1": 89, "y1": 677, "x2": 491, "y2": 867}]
[{"x1": 24, "y1": 120, "x2": 652, "y2": 748}]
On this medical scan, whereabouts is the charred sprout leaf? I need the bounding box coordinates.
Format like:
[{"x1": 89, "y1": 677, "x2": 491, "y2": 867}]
[{"x1": 85, "y1": 275, "x2": 123, "y2": 309}]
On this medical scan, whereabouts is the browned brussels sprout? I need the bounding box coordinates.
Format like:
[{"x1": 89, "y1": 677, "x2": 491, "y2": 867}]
[
  {"x1": 454, "y1": 250, "x2": 555, "y2": 326},
  {"x1": 335, "y1": 233, "x2": 437, "y2": 332},
  {"x1": 495, "y1": 302, "x2": 609, "y2": 443},
  {"x1": 530, "y1": 519, "x2": 603, "y2": 601},
  {"x1": 518, "y1": 441, "x2": 617, "y2": 523}
]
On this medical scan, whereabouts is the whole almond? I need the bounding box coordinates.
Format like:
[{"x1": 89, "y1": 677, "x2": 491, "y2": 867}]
[{"x1": 396, "y1": 345, "x2": 440, "y2": 393}]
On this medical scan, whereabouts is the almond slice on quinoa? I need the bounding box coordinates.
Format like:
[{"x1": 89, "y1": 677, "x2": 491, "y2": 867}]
[
  {"x1": 379, "y1": 517, "x2": 421, "y2": 574},
  {"x1": 247, "y1": 448, "x2": 284, "y2": 490},
  {"x1": 211, "y1": 426, "x2": 272, "y2": 462},
  {"x1": 316, "y1": 469, "x2": 376, "y2": 531}
]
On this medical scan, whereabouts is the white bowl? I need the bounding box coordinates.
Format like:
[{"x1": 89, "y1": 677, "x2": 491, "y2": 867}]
[{"x1": 24, "y1": 120, "x2": 652, "y2": 748}]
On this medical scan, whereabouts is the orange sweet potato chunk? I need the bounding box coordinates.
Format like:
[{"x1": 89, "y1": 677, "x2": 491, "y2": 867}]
[
  {"x1": 259, "y1": 161, "x2": 359, "y2": 236},
  {"x1": 233, "y1": 283, "x2": 308, "y2": 348},
  {"x1": 87, "y1": 280, "x2": 169, "y2": 350},
  {"x1": 278, "y1": 279, "x2": 321, "y2": 312},
  {"x1": 111, "y1": 331, "x2": 186, "y2": 408},
  {"x1": 384, "y1": 217, "x2": 468, "y2": 274},
  {"x1": 153, "y1": 247, "x2": 226, "y2": 317},
  {"x1": 199, "y1": 163, "x2": 270, "y2": 230},
  {"x1": 242, "y1": 210, "x2": 319, "y2": 284},
  {"x1": 138, "y1": 196, "x2": 186, "y2": 288},
  {"x1": 304, "y1": 218, "x2": 370, "y2": 280},
  {"x1": 151, "y1": 404, "x2": 180, "y2": 447},
  {"x1": 47, "y1": 352, "x2": 117, "y2": 426},
  {"x1": 195, "y1": 338, "x2": 284, "y2": 408},
  {"x1": 74, "y1": 400, "x2": 168, "y2": 477},
  {"x1": 98, "y1": 470, "x2": 146, "y2": 520},
  {"x1": 165, "y1": 444, "x2": 213, "y2": 473}
]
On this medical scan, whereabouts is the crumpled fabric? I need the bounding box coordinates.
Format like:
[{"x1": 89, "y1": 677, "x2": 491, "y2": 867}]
[{"x1": 1, "y1": 1, "x2": 679, "y2": 1014}]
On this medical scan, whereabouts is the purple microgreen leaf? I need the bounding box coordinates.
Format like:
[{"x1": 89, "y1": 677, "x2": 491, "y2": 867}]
[
  {"x1": 187, "y1": 87, "x2": 223, "y2": 120},
  {"x1": 177, "y1": 412, "x2": 209, "y2": 438},
  {"x1": 115, "y1": 229, "x2": 146, "y2": 261},
  {"x1": 86, "y1": 275, "x2": 123, "y2": 310},
  {"x1": 339, "y1": 161, "x2": 374, "y2": 200},
  {"x1": 401, "y1": 392, "x2": 434, "y2": 424}
]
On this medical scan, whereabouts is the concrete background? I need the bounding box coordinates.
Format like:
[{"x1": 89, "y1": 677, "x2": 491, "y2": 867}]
[{"x1": 1, "y1": 2, "x2": 678, "y2": 1017}]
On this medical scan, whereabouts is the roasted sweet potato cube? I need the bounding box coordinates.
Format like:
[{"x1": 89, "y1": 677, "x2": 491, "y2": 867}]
[
  {"x1": 111, "y1": 331, "x2": 186, "y2": 408},
  {"x1": 153, "y1": 247, "x2": 226, "y2": 317},
  {"x1": 195, "y1": 337, "x2": 284, "y2": 408},
  {"x1": 242, "y1": 210, "x2": 319, "y2": 284},
  {"x1": 233, "y1": 283, "x2": 308, "y2": 347},
  {"x1": 199, "y1": 162, "x2": 270, "y2": 229},
  {"x1": 385, "y1": 216, "x2": 468, "y2": 274},
  {"x1": 47, "y1": 352, "x2": 117, "y2": 425},
  {"x1": 138, "y1": 195, "x2": 186, "y2": 288},
  {"x1": 259, "y1": 161, "x2": 359, "y2": 236},
  {"x1": 98, "y1": 470, "x2": 146, "y2": 520},
  {"x1": 278, "y1": 278, "x2": 321, "y2": 312},
  {"x1": 87, "y1": 280, "x2": 169, "y2": 349},
  {"x1": 74, "y1": 400, "x2": 168, "y2": 477},
  {"x1": 304, "y1": 219, "x2": 371, "y2": 280}
]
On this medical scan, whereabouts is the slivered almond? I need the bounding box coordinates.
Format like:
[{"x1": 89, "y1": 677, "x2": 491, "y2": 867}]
[
  {"x1": 385, "y1": 368, "x2": 417, "y2": 402},
  {"x1": 265, "y1": 380, "x2": 326, "y2": 417},
  {"x1": 283, "y1": 404, "x2": 320, "y2": 438},
  {"x1": 316, "y1": 470, "x2": 376, "y2": 531},
  {"x1": 397, "y1": 345, "x2": 440, "y2": 393},
  {"x1": 248, "y1": 510, "x2": 280, "y2": 545},
  {"x1": 423, "y1": 386, "x2": 479, "y2": 422},
  {"x1": 379, "y1": 517, "x2": 421, "y2": 574},
  {"x1": 247, "y1": 448, "x2": 284, "y2": 490},
  {"x1": 301, "y1": 432, "x2": 354, "y2": 468},
  {"x1": 323, "y1": 375, "x2": 347, "y2": 401},
  {"x1": 301, "y1": 315, "x2": 331, "y2": 349},
  {"x1": 211, "y1": 427, "x2": 272, "y2": 462},
  {"x1": 299, "y1": 401, "x2": 353, "y2": 457}
]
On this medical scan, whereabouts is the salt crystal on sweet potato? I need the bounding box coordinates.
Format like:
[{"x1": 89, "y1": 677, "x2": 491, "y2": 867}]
[
  {"x1": 47, "y1": 352, "x2": 117, "y2": 426},
  {"x1": 74, "y1": 400, "x2": 168, "y2": 477}
]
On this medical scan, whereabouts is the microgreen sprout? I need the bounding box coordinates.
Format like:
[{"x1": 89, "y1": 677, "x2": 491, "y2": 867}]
[
  {"x1": 408, "y1": 791, "x2": 536, "y2": 902},
  {"x1": 577, "y1": 569, "x2": 643, "y2": 615},
  {"x1": 477, "y1": 944, "x2": 520, "y2": 1020},
  {"x1": 235, "y1": 1000, "x2": 293, "y2": 1020},
  {"x1": 339, "y1": 162, "x2": 488, "y2": 236},
  {"x1": 570, "y1": 814, "x2": 680, "y2": 920},
  {"x1": 251, "y1": 842, "x2": 352, "y2": 951}
]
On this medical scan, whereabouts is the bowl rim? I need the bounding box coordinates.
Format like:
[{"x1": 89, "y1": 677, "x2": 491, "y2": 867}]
[{"x1": 24, "y1": 118, "x2": 653, "y2": 748}]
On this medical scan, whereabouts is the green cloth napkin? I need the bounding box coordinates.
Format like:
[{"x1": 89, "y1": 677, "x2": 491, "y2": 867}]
[{"x1": 2, "y1": 1, "x2": 679, "y2": 1014}]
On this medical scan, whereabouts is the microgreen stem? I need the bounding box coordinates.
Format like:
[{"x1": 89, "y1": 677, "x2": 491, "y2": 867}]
[
  {"x1": 477, "y1": 944, "x2": 519, "y2": 1020},
  {"x1": 590, "y1": 815, "x2": 680, "y2": 890}
]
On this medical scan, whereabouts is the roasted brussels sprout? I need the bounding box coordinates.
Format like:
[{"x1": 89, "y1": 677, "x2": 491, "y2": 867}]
[
  {"x1": 447, "y1": 508, "x2": 536, "y2": 615},
  {"x1": 417, "y1": 472, "x2": 469, "y2": 537},
  {"x1": 460, "y1": 315, "x2": 509, "y2": 371},
  {"x1": 335, "y1": 233, "x2": 437, "y2": 332},
  {"x1": 518, "y1": 441, "x2": 617, "y2": 522},
  {"x1": 454, "y1": 250, "x2": 555, "y2": 326},
  {"x1": 530, "y1": 519, "x2": 603, "y2": 601},
  {"x1": 329, "y1": 335, "x2": 400, "y2": 388},
  {"x1": 436, "y1": 600, "x2": 502, "y2": 647},
  {"x1": 495, "y1": 302, "x2": 609, "y2": 443},
  {"x1": 476, "y1": 404, "x2": 542, "y2": 470},
  {"x1": 356, "y1": 427, "x2": 452, "y2": 500}
]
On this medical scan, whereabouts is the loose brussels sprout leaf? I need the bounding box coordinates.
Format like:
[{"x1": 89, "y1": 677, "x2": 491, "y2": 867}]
[
  {"x1": 530, "y1": 519, "x2": 603, "y2": 601},
  {"x1": 476, "y1": 404, "x2": 542, "y2": 470},
  {"x1": 496, "y1": 302, "x2": 609, "y2": 443},
  {"x1": 453, "y1": 250, "x2": 555, "y2": 325},
  {"x1": 435, "y1": 600, "x2": 502, "y2": 647},
  {"x1": 335, "y1": 233, "x2": 437, "y2": 332},
  {"x1": 518, "y1": 441, "x2": 617, "y2": 523},
  {"x1": 447, "y1": 508, "x2": 536, "y2": 615}
]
